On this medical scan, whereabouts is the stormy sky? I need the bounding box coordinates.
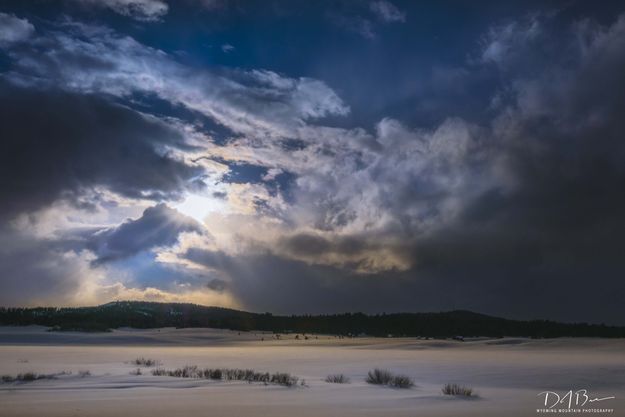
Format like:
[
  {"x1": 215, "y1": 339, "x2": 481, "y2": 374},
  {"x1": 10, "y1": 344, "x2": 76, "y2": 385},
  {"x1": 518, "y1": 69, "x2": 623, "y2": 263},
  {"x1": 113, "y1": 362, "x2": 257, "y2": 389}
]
[{"x1": 1, "y1": 0, "x2": 624, "y2": 324}]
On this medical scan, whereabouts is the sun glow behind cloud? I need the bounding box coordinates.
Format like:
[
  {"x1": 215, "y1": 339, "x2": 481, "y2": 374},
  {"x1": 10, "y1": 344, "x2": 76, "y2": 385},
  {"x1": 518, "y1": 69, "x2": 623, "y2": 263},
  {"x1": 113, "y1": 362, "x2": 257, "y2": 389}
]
[{"x1": 174, "y1": 193, "x2": 226, "y2": 224}]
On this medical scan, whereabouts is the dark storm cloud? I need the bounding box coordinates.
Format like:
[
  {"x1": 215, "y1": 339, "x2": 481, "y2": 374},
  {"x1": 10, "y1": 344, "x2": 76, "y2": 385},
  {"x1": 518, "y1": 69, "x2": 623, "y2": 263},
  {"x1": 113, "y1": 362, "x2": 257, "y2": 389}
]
[
  {"x1": 87, "y1": 203, "x2": 202, "y2": 263},
  {"x1": 179, "y1": 248, "x2": 534, "y2": 318},
  {"x1": 0, "y1": 81, "x2": 203, "y2": 220},
  {"x1": 176, "y1": 13, "x2": 625, "y2": 324},
  {"x1": 470, "y1": 14, "x2": 625, "y2": 258},
  {"x1": 443, "y1": 14, "x2": 625, "y2": 320},
  {"x1": 382, "y1": 13, "x2": 625, "y2": 275},
  {"x1": 183, "y1": 240, "x2": 623, "y2": 324},
  {"x1": 427, "y1": 16, "x2": 624, "y2": 319}
]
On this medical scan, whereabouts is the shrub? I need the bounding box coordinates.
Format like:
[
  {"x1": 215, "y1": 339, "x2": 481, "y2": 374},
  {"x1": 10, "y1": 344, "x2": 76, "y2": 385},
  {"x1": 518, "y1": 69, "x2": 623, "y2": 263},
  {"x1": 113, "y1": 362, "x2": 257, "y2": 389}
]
[
  {"x1": 78, "y1": 370, "x2": 91, "y2": 377},
  {"x1": 390, "y1": 375, "x2": 414, "y2": 388},
  {"x1": 325, "y1": 374, "x2": 350, "y2": 384},
  {"x1": 442, "y1": 383, "x2": 474, "y2": 397},
  {"x1": 130, "y1": 368, "x2": 142, "y2": 376},
  {"x1": 366, "y1": 369, "x2": 414, "y2": 388},
  {"x1": 366, "y1": 368, "x2": 393, "y2": 385},
  {"x1": 270, "y1": 372, "x2": 299, "y2": 387},
  {"x1": 0, "y1": 372, "x2": 59, "y2": 383},
  {"x1": 150, "y1": 366, "x2": 299, "y2": 387},
  {"x1": 131, "y1": 357, "x2": 159, "y2": 367},
  {"x1": 19, "y1": 372, "x2": 37, "y2": 381}
]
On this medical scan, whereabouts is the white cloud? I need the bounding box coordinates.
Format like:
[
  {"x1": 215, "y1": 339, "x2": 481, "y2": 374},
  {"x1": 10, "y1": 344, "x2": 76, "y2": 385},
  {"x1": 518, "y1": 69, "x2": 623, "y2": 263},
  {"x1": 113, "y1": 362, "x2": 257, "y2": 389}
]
[
  {"x1": 0, "y1": 16, "x2": 514, "y2": 275},
  {"x1": 6, "y1": 21, "x2": 348, "y2": 140},
  {"x1": 0, "y1": 13, "x2": 34, "y2": 46},
  {"x1": 369, "y1": 1, "x2": 405, "y2": 23},
  {"x1": 8, "y1": 11, "x2": 625, "y2": 279},
  {"x1": 480, "y1": 16, "x2": 542, "y2": 65},
  {"x1": 71, "y1": 0, "x2": 169, "y2": 21}
]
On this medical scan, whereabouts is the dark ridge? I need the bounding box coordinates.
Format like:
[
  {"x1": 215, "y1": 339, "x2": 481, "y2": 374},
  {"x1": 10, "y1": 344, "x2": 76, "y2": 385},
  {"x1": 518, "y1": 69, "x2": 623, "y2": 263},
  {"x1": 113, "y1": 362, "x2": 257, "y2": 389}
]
[{"x1": 0, "y1": 301, "x2": 623, "y2": 338}]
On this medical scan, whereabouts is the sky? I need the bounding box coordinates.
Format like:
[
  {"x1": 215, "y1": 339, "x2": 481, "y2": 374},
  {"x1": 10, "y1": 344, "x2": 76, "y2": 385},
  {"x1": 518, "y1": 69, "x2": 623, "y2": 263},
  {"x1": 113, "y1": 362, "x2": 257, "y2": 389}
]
[{"x1": 0, "y1": 0, "x2": 624, "y2": 324}]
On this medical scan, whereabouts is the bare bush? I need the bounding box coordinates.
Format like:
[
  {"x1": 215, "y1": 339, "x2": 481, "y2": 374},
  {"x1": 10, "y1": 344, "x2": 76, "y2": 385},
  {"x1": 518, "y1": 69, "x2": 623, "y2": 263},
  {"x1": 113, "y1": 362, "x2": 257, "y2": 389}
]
[
  {"x1": 442, "y1": 383, "x2": 474, "y2": 397},
  {"x1": 325, "y1": 374, "x2": 350, "y2": 384},
  {"x1": 130, "y1": 357, "x2": 160, "y2": 367},
  {"x1": 390, "y1": 374, "x2": 414, "y2": 388},
  {"x1": 366, "y1": 368, "x2": 394, "y2": 385},
  {"x1": 270, "y1": 372, "x2": 299, "y2": 387},
  {"x1": 366, "y1": 369, "x2": 413, "y2": 388},
  {"x1": 150, "y1": 366, "x2": 299, "y2": 387},
  {"x1": 0, "y1": 372, "x2": 59, "y2": 383}
]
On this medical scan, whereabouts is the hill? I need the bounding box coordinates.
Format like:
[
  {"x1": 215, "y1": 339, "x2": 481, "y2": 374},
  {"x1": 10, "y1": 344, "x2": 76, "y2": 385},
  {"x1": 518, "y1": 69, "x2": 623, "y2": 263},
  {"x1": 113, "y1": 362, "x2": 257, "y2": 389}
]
[{"x1": 0, "y1": 301, "x2": 623, "y2": 338}]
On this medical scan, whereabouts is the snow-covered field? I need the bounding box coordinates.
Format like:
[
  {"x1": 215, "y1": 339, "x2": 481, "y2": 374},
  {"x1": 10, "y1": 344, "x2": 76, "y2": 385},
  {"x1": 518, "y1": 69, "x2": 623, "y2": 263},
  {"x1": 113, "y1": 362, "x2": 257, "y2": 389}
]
[{"x1": 1, "y1": 326, "x2": 623, "y2": 417}]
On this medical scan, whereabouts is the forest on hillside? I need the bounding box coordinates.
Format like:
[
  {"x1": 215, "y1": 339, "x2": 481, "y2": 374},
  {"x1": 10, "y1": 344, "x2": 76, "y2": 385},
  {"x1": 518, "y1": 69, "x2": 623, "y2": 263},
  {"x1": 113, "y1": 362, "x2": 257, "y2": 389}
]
[{"x1": 1, "y1": 301, "x2": 623, "y2": 338}]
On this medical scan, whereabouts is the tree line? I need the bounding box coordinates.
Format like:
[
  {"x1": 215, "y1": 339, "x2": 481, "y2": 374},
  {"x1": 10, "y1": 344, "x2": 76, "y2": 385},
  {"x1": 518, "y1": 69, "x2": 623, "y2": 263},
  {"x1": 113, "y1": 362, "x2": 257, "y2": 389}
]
[{"x1": 1, "y1": 301, "x2": 623, "y2": 338}]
